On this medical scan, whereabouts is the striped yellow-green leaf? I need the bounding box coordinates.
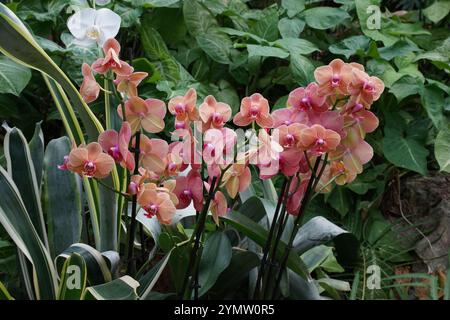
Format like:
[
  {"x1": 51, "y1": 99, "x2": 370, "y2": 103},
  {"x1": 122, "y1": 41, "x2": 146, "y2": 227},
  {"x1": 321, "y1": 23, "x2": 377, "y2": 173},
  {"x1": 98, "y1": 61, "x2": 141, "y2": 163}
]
[
  {"x1": 29, "y1": 122, "x2": 44, "y2": 187},
  {"x1": 3, "y1": 125, "x2": 48, "y2": 248},
  {"x1": 43, "y1": 137, "x2": 82, "y2": 258},
  {"x1": 0, "y1": 280, "x2": 14, "y2": 300},
  {"x1": 55, "y1": 243, "x2": 118, "y2": 286},
  {"x1": 83, "y1": 276, "x2": 140, "y2": 300},
  {"x1": 57, "y1": 253, "x2": 87, "y2": 300},
  {"x1": 0, "y1": 166, "x2": 58, "y2": 299}
]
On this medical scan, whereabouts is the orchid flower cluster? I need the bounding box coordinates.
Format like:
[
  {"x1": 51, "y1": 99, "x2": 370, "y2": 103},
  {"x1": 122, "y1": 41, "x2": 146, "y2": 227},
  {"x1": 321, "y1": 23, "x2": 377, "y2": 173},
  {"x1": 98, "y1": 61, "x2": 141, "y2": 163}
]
[{"x1": 61, "y1": 37, "x2": 384, "y2": 228}]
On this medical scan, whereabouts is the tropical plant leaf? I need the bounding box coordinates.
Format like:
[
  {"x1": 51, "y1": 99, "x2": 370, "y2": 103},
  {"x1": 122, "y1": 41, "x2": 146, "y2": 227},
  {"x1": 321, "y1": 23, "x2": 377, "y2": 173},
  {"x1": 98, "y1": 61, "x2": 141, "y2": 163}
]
[
  {"x1": 0, "y1": 280, "x2": 14, "y2": 300},
  {"x1": 138, "y1": 250, "x2": 172, "y2": 299},
  {"x1": 43, "y1": 137, "x2": 82, "y2": 257},
  {"x1": 83, "y1": 276, "x2": 140, "y2": 300},
  {"x1": 0, "y1": 166, "x2": 58, "y2": 299},
  {"x1": 57, "y1": 253, "x2": 87, "y2": 300},
  {"x1": 0, "y1": 55, "x2": 31, "y2": 96},
  {"x1": 28, "y1": 122, "x2": 44, "y2": 187}
]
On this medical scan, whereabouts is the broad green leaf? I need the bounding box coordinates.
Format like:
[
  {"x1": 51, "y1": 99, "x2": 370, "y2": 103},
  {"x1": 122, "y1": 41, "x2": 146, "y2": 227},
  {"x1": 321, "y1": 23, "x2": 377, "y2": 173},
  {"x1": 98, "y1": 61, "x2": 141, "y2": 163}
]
[
  {"x1": 327, "y1": 187, "x2": 351, "y2": 218},
  {"x1": 329, "y1": 35, "x2": 370, "y2": 59},
  {"x1": 281, "y1": 0, "x2": 305, "y2": 18},
  {"x1": 183, "y1": 0, "x2": 218, "y2": 36},
  {"x1": 198, "y1": 231, "x2": 232, "y2": 297},
  {"x1": 57, "y1": 253, "x2": 87, "y2": 300},
  {"x1": 389, "y1": 76, "x2": 422, "y2": 102},
  {"x1": 83, "y1": 276, "x2": 140, "y2": 300},
  {"x1": 139, "y1": 25, "x2": 181, "y2": 82},
  {"x1": 421, "y1": 84, "x2": 446, "y2": 130},
  {"x1": 278, "y1": 17, "x2": 305, "y2": 39},
  {"x1": 218, "y1": 27, "x2": 267, "y2": 44},
  {"x1": 290, "y1": 54, "x2": 315, "y2": 86},
  {"x1": 423, "y1": 1, "x2": 450, "y2": 23},
  {"x1": 301, "y1": 245, "x2": 344, "y2": 273},
  {"x1": 3, "y1": 126, "x2": 48, "y2": 248},
  {"x1": 251, "y1": 7, "x2": 279, "y2": 42},
  {"x1": 355, "y1": 0, "x2": 397, "y2": 46},
  {"x1": 43, "y1": 137, "x2": 82, "y2": 257},
  {"x1": 139, "y1": 250, "x2": 172, "y2": 299},
  {"x1": 302, "y1": 7, "x2": 350, "y2": 30},
  {"x1": 221, "y1": 211, "x2": 310, "y2": 280},
  {"x1": 247, "y1": 44, "x2": 289, "y2": 59},
  {"x1": 0, "y1": 166, "x2": 58, "y2": 299},
  {"x1": 435, "y1": 127, "x2": 450, "y2": 173},
  {"x1": 0, "y1": 3, "x2": 104, "y2": 141},
  {"x1": 382, "y1": 134, "x2": 429, "y2": 175},
  {"x1": 275, "y1": 38, "x2": 319, "y2": 55},
  {"x1": 196, "y1": 31, "x2": 232, "y2": 64},
  {"x1": 0, "y1": 55, "x2": 31, "y2": 96},
  {"x1": 131, "y1": 0, "x2": 180, "y2": 7},
  {"x1": 378, "y1": 40, "x2": 420, "y2": 61},
  {"x1": 55, "y1": 243, "x2": 117, "y2": 286},
  {"x1": 28, "y1": 122, "x2": 44, "y2": 187}
]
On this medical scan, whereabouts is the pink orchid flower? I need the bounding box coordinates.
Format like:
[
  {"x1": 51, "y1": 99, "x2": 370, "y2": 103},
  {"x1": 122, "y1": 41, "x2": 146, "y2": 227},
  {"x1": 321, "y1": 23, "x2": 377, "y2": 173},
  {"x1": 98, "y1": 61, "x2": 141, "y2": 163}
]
[
  {"x1": 275, "y1": 123, "x2": 307, "y2": 149},
  {"x1": 173, "y1": 169, "x2": 203, "y2": 210},
  {"x1": 314, "y1": 59, "x2": 353, "y2": 96},
  {"x1": 164, "y1": 152, "x2": 183, "y2": 177},
  {"x1": 348, "y1": 68, "x2": 384, "y2": 106},
  {"x1": 118, "y1": 96, "x2": 166, "y2": 133},
  {"x1": 343, "y1": 102, "x2": 379, "y2": 138},
  {"x1": 249, "y1": 129, "x2": 284, "y2": 166},
  {"x1": 221, "y1": 164, "x2": 251, "y2": 198},
  {"x1": 287, "y1": 83, "x2": 329, "y2": 113},
  {"x1": 199, "y1": 95, "x2": 232, "y2": 131},
  {"x1": 287, "y1": 176, "x2": 309, "y2": 215},
  {"x1": 128, "y1": 168, "x2": 155, "y2": 196},
  {"x1": 210, "y1": 190, "x2": 228, "y2": 225},
  {"x1": 306, "y1": 110, "x2": 345, "y2": 139},
  {"x1": 80, "y1": 63, "x2": 100, "y2": 103},
  {"x1": 98, "y1": 121, "x2": 134, "y2": 171},
  {"x1": 272, "y1": 108, "x2": 308, "y2": 127},
  {"x1": 330, "y1": 160, "x2": 356, "y2": 185},
  {"x1": 203, "y1": 128, "x2": 236, "y2": 166},
  {"x1": 91, "y1": 38, "x2": 133, "y2": 76},
  {"x1": 168, "y1": 88, "x2": 200, "y2": 122},
  {"x1": 331, "y1": 127, "x2": 373, "y2": 175},
  {"x1": 138, "y1": 135, "x2": 169, "y2": 174},
  {"x1": 233, "y1": 93, "x2": 274, "y2": 128},
  {"x1": 299, "y1": 124, "x2": 341, "y2": 155},
  {"x1": 114, "y1": 71, "x2": 148, "y2": 97},
  {"x1": 138, "y1": 183, "x2": 176, "y2": 225},
  {"x1": 67, "y1": 142, "x2": 115, "y2": 179}
]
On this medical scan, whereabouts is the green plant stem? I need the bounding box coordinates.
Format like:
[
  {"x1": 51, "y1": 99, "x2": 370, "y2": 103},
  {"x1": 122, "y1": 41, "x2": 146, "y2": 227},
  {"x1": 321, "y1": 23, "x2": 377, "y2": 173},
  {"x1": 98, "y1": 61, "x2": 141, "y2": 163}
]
[
  {"x1": 180, "y1": 176, "x2": 218, "y2": 300},
  {"x1": 126, "y1": 130, "x2": 141, "y2": 276},
  {"x1": 253, "y1": 177, "x2": 289, "y2": 299},
  {"x1": 94, "y1": 178, "x2": 130, "y2": 198},
  {"x1": 271, "y1": 155, "x2": 324, "y2": 299},
  {"x1": 104, "y1": 78, "x2": 111, "y2": 129},
  {"x1": 262, "y1": 177, "x2": 292, "y2": 298}
]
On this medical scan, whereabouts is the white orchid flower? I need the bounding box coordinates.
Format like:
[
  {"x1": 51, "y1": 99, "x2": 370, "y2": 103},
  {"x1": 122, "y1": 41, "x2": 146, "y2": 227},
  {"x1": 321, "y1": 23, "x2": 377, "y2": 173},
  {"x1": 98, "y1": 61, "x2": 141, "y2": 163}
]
[{"x1": 67, "y1": 8, "x2": 121, "y2": 46}]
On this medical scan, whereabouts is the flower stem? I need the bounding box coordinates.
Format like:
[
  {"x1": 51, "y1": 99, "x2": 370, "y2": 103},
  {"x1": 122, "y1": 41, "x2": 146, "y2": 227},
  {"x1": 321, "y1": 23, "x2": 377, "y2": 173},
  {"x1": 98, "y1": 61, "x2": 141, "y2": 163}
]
[
  {"x1": 126, "y1": 130, "x2": 141, "y2": 276},
  {"x1": 271, "y1": 155, "x2": 324, "y2": 299},
  {"x1": 180, "y1": 176, "x2": 218, "y2": 300},
  {"x1": 253, "y1": 177, "x2": 288, "y2": 299},
  {"x1": 95, "y1": 178, "x2": 130, "y2": 198}
]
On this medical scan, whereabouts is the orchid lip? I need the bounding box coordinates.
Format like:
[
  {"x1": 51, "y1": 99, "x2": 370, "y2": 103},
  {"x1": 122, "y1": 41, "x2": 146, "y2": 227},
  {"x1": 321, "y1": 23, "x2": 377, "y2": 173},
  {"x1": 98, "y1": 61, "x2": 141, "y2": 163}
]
[
  {"x1": 86, "y1": 25, "x2": 101, "y2": 40},
  {"x1": 83, "y1": 160, "x2": 96, "y2": 176}
]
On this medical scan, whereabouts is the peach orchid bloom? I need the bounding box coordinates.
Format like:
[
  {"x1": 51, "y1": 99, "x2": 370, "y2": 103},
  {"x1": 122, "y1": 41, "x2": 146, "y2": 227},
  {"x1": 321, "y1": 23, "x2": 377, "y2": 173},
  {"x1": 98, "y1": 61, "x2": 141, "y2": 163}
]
[
  {"x1": 138, "y1": 135, "x2": 169, "y2": 174},
  {"x1": 138, "y1": 183, "x2": 176, "y2": 224},
  {"x1": 286, "y1": 176, "x2": 309, "y2": 215},
  {"x1": 164, "y1": 152, "x2": 183, "y2": 177},
  {"x1": 210, "y1": 190, "x2": 228, "y2": 225},
  {"x1": 98, "y1": 121, "x2": 134, "y2": 171},
  {"x1": 128, "y1": 168, "x2": 157, "y2": 196},
  {"x1": 118, "y1": 96, "x2": 166, "y2": 133},
  {"x1": 202, "y1": 128, "x2": 236, "y2": 166},
  {"x1": 80, "y1": 63, "x2": 100, "y2": 103},
  {"x1": 173, "y1": 169, "x2": 203, "y2": 210},
  {"x1": 343, "y1": 102, "x2": 379, "y2": 138},
  {"x1": 299, "y1": 124, "x2": 341, "y2": 155},
  {"x1": 67, "y1": 142, "x2": 115, "y2": 179},
  {"x1": 330, "y1": 160, "x2": 356, "y2": 185},
  {"x1": 275, "y1": 123, "x2": 307, "y2": 149},
  {"x1": 314, "y1": 59, "x2": 353, "y2": 96},
  {"x1": 91, "y1": 38, "x2": 133, "y2": 76},
  {"x1": 114, "y1": 71, "x2": 148, "y2": 97},
  {"x1": 168, "y1": 88, "x2": 199, "y2": 122},
  {"x1": 199, "y1": 95, "x2": 232, "y2": 131},
  {"x1": 249, "y1": 129, "x2": 283, "y2": 166},
  {"x1": 272, "y1": 108, "x2": 308, "y2": 127},
  {"x1": 233, "y1": 93, "x2": 274, "y2": 128},
  {"x1": 287, "y1": 83, "x2": 328, "y2": 113},
  {"x1": 221, "y1": 164, "x2": 251, "y2": 199},
  {"x1": 348, "y1": 68, "x2": 384, "y2": 106}
]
